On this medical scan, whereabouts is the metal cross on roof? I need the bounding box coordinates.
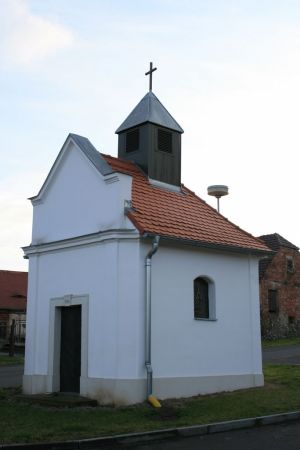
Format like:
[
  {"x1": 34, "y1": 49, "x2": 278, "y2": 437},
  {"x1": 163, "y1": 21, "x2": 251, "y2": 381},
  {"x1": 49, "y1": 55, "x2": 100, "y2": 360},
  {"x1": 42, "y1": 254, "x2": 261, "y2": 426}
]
[{"x1": 145, "y1": 62, "x2": 157, "y2": 91}]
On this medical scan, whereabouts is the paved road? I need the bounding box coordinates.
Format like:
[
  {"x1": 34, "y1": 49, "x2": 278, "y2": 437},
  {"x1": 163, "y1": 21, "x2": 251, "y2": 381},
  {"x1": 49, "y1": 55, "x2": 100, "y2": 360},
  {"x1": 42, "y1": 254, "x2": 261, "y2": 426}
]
[
  {"x1": 118, "y1": 421, "x2": 300, "y2": 450},
  {"x1": 0, "y1": 364, "x2": 23, "y2": 387},
  {"x1": 262, "y1": 344, "x2": 300, "y2": 364},
  {"x1": 0, "y1": 344, "x2": 299, "y2": 389}
]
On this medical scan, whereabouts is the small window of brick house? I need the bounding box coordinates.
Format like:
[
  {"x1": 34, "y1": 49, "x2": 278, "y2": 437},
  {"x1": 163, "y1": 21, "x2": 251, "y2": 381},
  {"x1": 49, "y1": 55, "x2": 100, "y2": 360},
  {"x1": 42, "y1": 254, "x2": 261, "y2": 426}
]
[
  {"x1": 268, "y1": 289, "x2": 278, "y2": 313},
  {"x1": 286, "y1": 257, "x2": 294, "y2": 274}
]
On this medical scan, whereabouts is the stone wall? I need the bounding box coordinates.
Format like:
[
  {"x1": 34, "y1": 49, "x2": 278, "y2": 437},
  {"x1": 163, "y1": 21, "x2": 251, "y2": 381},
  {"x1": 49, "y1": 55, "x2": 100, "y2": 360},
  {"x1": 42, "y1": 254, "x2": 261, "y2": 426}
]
[{"x1": 260, "y1": 247, "x2": 300, "y2": 339}]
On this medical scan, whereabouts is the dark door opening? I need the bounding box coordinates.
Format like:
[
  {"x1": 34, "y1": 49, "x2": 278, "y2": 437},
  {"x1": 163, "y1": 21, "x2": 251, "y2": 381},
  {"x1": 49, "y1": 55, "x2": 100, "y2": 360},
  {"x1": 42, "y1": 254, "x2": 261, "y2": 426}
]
[{"x1": 60, "y1": 305, "x2": 82, "y2": 393}]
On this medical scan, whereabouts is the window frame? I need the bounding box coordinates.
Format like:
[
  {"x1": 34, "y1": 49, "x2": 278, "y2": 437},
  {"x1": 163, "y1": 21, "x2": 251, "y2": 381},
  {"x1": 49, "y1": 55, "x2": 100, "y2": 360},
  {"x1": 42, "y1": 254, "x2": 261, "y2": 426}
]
[
  {"x1": 193, "y1": 276, "x2": 216, "y2": 321},
  {"x1": 268, "y1": 289, "x2": 278, "y2": 313},
  {"x1": 286, "y1": 256, "x2": 294, "y2": 274}
]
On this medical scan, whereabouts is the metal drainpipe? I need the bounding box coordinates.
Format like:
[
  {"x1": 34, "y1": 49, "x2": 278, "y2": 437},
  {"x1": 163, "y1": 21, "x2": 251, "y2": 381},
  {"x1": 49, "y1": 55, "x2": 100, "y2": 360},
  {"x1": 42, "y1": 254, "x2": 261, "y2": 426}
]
[{"x1": 145, "y1": 235, "x2": 160, "y2": 399}]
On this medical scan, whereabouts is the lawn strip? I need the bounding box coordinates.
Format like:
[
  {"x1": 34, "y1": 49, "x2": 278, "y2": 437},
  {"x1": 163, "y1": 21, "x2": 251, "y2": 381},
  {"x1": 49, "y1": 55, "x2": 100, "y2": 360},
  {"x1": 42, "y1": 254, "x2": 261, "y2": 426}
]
[
  {"x1": 262, "y1": 337, "x2": 300, "y2": 348},
  {"x1": 0, "y1": 364, "x2": 299, "y2": 445},
  {"x1": 0, "y1": 355, "x2": 24, "y2": 366}
]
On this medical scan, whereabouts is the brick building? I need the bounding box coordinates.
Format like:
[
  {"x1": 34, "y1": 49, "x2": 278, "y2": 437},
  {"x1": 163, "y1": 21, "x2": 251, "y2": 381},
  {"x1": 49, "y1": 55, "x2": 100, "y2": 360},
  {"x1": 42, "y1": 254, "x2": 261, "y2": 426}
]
[
  {"x1": 0, "y1": 270, "x2": 28, "y2": 348},
  {"x1": 259, "y1": 233, "x2": 300, "y2": 338}
]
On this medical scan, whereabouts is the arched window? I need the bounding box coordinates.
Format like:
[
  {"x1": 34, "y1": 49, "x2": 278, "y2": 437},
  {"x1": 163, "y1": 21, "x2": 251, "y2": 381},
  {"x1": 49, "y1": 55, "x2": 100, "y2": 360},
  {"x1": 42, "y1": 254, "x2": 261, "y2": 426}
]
[{"x1": 194, "y1": 277, "x2": 209, "y2": 319}]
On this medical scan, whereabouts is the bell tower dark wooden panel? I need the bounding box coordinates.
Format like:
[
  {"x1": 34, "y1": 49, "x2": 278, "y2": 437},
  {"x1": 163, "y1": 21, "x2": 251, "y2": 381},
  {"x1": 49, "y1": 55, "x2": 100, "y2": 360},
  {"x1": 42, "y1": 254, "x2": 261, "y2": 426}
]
[
  {"x1": 149, "y1": 124, "x2": 181, "y2": 186},
  {"x1": 118, "y1": 123, "x2": 181, "y2": 186}
]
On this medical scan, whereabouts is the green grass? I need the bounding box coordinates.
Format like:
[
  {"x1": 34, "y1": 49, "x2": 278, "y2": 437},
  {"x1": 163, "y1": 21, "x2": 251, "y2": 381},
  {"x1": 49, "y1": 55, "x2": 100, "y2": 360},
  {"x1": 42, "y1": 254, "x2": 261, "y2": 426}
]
[
  {"x1": 0, "y1": 354, "x2": 24, "y2": 366},
  {"x1": 0, "y1": 364, "x2": 300, "y2": 445},
  {"x1": 262, "y1": 337, "x2": 300, "y2": 348}
]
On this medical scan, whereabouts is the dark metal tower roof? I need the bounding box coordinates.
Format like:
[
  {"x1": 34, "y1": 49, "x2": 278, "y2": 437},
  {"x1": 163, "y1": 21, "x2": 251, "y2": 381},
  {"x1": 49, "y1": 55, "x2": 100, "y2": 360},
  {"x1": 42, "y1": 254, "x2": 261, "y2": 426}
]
[{"x1": 115, "y1": 91, "x2": 184, "y2": 134}]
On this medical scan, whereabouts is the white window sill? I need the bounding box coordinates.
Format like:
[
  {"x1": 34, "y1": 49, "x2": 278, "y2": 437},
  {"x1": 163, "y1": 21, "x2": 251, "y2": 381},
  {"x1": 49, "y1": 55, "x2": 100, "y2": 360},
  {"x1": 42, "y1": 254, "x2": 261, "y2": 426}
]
[{"x1": 194, "y1": 318, "x2": 217, "y2": 322}]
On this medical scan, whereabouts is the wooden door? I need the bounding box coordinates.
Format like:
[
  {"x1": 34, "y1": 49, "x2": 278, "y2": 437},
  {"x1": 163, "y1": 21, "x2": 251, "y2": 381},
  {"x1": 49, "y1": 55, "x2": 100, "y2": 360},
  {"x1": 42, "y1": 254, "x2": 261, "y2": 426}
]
[{"x1": 60, "y1": 305, "x2": 82, "y2": 393}]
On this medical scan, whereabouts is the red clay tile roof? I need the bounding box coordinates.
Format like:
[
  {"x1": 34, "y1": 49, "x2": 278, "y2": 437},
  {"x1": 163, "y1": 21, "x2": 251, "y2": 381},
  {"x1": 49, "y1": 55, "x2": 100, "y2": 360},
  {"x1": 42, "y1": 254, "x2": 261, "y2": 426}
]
[
  {"x1": 0, "y1": 270, "x2": 27, "y2": 311},
  {"x1": 103, "y1": 154, "x2": 270, "y2": 254}
]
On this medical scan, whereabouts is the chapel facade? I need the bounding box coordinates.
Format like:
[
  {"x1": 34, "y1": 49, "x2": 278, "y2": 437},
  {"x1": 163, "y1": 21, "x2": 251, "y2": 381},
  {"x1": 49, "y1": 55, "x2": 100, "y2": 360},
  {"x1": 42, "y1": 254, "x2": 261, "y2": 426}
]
[{"x1": 23, "y1": 66, "x2": 270, "y2": 404}]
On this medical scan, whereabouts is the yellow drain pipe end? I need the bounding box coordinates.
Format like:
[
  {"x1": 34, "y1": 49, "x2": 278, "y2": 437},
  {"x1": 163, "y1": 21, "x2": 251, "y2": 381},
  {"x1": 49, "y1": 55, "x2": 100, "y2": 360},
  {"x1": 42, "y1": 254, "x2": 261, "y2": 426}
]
[{"x1": 148, "y1": 394, "x2": 162, "y2": 408}]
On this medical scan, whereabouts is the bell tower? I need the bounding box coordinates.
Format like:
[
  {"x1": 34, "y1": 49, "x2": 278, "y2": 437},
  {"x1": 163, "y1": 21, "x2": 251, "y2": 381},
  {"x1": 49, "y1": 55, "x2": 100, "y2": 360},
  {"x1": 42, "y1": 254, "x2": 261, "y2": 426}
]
[{"x1": 116, "y1": 63, "x2": 184, "y2": 187}]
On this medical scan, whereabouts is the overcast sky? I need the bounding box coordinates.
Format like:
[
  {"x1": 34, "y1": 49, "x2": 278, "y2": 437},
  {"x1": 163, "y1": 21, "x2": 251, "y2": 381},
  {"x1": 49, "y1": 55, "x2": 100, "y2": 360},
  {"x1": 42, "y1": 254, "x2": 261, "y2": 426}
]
[{"x1": 1, "y1": 0, "x2": 300, "y2": 271}]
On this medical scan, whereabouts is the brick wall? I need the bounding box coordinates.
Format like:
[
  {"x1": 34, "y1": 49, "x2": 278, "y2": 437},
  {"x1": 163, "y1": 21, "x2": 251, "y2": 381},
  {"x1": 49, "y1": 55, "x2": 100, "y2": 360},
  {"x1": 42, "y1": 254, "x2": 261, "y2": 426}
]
[
  {"x1": 260, "y1": 247, "x2": 300, "y2": 338},
  {"x1": 0, "y1": 312, "x2": 9, "y2": 323}
]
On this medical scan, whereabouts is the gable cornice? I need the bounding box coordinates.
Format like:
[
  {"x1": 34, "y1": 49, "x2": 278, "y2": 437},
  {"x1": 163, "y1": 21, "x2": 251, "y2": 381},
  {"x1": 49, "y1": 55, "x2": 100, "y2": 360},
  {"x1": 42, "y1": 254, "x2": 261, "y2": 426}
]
[{"x1": 22, "y1": 228, "x2": 139, "y2": 258}]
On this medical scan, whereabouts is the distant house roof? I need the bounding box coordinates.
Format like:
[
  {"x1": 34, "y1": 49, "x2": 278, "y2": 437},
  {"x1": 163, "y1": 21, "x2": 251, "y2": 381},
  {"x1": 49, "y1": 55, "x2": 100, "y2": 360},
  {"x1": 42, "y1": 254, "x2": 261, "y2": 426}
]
[
  {"x1": 0, "y1": 270, "x2": 27, "y2": 312},
  {"x1": 115, "y1": 91, "x2": 184, "y2": 134},
  {"x1": 102, "y1": 154, "x2": 270, "y2": 254},
  {"x1": 259, "y1": 233, "x2": 299, "y2": 252},
  {"x1": 258, "y1": 233, "x2": 299, "y2": 279}
]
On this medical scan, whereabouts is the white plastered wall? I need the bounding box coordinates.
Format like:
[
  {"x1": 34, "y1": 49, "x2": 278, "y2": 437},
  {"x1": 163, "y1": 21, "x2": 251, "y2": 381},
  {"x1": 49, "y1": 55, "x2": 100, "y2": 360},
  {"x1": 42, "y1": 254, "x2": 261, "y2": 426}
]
[
  {"x1": 24, "y1": 237, "x2": 263, "y2": 404},
  {"x1": 143, "y1": 242, "x2": 263, "y2": 399},
  {"x1": 23, "y1": 237, "x2": 144, "y2": 404}
]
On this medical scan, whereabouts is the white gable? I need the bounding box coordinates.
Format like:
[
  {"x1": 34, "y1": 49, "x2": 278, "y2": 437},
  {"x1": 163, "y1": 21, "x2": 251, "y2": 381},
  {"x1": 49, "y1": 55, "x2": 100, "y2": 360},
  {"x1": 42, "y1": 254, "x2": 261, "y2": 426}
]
[{"x1": 31, "y1": 138, "x2": 135, "y2": 244}]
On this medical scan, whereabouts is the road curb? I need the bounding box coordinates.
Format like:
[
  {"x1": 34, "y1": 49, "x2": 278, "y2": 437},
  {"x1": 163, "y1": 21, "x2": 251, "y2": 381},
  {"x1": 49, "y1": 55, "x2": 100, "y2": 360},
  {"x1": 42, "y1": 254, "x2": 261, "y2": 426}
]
[{"x1": 2, "y1": 410, "x2": 300, "y2": 449}]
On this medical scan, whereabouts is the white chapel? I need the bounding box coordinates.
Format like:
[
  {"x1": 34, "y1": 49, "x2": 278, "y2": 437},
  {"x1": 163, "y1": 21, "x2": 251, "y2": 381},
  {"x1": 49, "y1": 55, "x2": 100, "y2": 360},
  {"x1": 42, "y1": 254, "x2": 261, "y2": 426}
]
[{"x1": 23, "y1": 65, "x2": 270, "y2": 405}]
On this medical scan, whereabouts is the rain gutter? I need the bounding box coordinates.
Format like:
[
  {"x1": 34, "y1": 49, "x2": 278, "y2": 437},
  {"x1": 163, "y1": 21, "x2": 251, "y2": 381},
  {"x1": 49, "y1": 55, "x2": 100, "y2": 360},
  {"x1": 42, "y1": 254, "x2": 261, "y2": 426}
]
[{"x1": 145, "y1": 235, "x2": 161, "y2": 407}]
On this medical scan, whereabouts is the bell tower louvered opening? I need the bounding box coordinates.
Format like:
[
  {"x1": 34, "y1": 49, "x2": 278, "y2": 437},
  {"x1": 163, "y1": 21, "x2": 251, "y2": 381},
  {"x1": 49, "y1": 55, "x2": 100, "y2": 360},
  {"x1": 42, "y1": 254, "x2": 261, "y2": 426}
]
[
  {"x1": 126, "y1": 129, "x2": 139, "y2": 153},
  {"x1": 157, "y1": 128, "x2": 172, "y2": 153}
]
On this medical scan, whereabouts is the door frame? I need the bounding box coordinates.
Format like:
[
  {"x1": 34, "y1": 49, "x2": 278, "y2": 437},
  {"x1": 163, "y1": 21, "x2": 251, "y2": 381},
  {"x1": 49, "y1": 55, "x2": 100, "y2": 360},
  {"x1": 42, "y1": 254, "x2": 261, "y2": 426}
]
[
  {"x1": 47, "y1": 294, "x2": 89, "y2": 393},
  {"x1": 60, "y1": 304, "x2": 82, "y2": 393}
]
